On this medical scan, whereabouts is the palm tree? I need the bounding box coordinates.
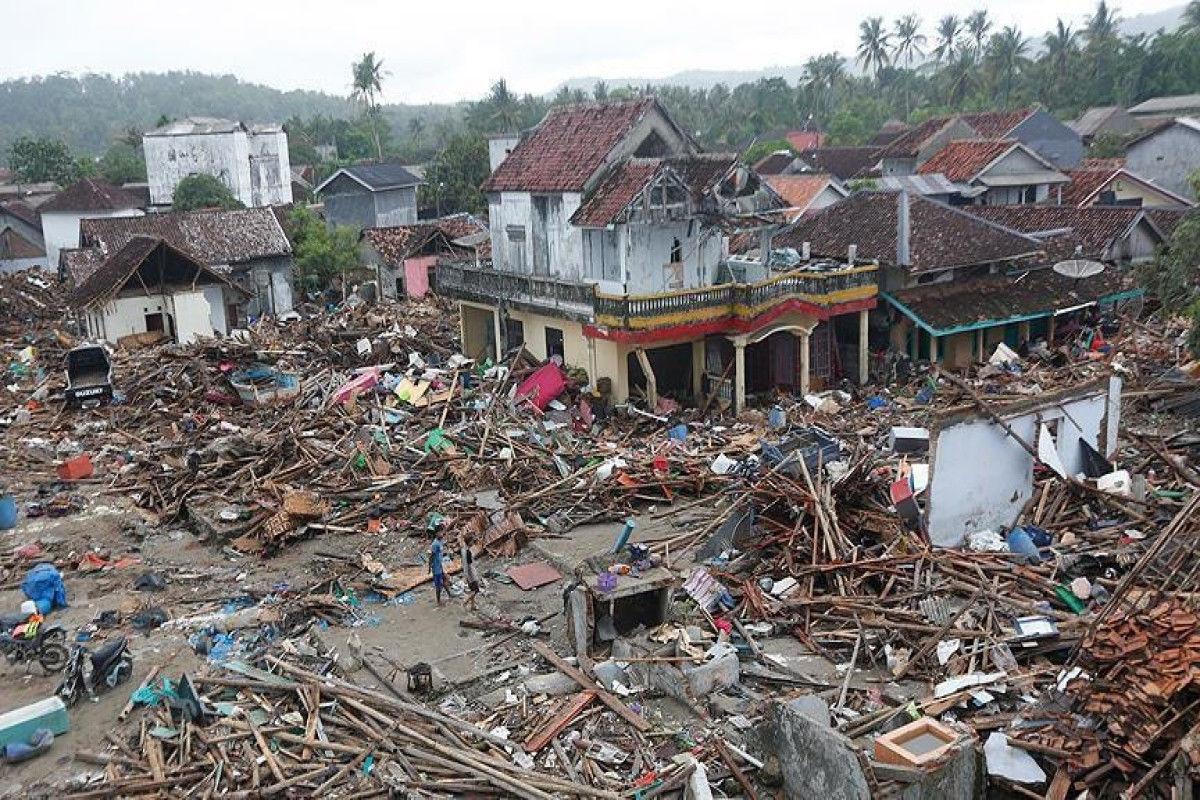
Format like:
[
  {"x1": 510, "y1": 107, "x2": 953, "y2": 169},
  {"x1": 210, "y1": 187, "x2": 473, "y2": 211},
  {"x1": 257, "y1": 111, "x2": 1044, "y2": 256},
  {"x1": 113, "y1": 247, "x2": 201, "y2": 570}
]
[
  {"x1": 803, "y1": 53, "x2": 845, "y2": 120},
  {"x1": 892, "y1": 15, "x2": 926, "y2": 119},
  {"x1": 1185, "y1": 0, "x2": 1200, "y2": 32},
  {"x1": 945, "y1": 51, "x2": 978, "y2": 105},
  {"x1": 965, "y1": 10, "x2": 992, "y2": 59},
  {"x1": 1044, "y1": 20, "x2": 1078, "y2": 85},
  {"x1": 1084, "y1": 0, "x2": 1121, "y2": 46},
  {"x1": 857, "y1": 17, "x2": 891, "y2": 80},
  {"x1": 987, "y1": 26, "x2": 1029, "y2": 105},
  {"x1": 407, "y1": 117, "x2": 425, "y2": 153},
  {"x1": 488, "y1": 79, "x2": 522, "y2": 132},
  {"x1": 933, "y1": 15, "x2": 961, "y2": 65},
  {"x1": 350, "y1": 52, "x2": 387, "y2": 160},
  {"x1": 593, "y1": 81, "x2": 609, "y2": 102}
]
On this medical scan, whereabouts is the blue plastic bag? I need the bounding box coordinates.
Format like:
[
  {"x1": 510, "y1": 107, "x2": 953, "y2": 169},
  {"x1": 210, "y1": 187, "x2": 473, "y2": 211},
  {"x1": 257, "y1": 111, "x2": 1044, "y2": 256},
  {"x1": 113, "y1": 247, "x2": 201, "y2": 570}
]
[{"x1": 21, "y1": 563, "x2": 68, "y2": 613}]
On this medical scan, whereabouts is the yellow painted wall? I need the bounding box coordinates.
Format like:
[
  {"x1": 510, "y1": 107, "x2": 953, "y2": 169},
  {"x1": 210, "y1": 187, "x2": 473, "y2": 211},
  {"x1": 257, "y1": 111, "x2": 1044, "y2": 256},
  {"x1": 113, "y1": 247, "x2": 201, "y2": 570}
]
[
  {"x1": 943, "y1": 332, "x2": 975, "y2": 370},
  {"x1": 1102, "y1": 178, "x2": 1181, "y2": 209},
  {"x1": 459, "y1": 303, "x2": 496, "y2": 361}
]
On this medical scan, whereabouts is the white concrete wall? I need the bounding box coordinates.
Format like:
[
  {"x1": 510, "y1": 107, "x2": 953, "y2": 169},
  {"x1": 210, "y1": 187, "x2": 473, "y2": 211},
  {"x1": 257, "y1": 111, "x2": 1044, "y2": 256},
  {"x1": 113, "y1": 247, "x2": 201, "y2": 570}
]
[
  {"x1": 926, "y1": 379, "x2": 1120, "y2": 546},
  {"x1": 98, "y1": 293, "x2": 172, "y2": 342},
  {"x1": 145, "y1": 127, "x2": 290, "y2": 208},
  {"x1": 42, "y1": 208, "x2": 143, "y2": 270},
  {"x1": 170, "y1": 289, "x2": 216, "y2": 344},
  {"x1": 623, "y1": 221, "x2": 720, "y2": 295},
  {"x1": 246, "y1": 130, "x2": 293, "y2": 206},
  {"x1": 95, "y1": 290, "x2": 219, "y2": 344}
]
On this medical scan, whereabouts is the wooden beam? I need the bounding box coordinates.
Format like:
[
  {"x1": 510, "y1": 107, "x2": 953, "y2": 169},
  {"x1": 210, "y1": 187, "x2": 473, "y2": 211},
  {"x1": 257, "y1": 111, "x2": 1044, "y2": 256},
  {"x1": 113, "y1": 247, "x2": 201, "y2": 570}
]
[{"x1": 530, "y1": 641, "x2": 651, "y2": 732}]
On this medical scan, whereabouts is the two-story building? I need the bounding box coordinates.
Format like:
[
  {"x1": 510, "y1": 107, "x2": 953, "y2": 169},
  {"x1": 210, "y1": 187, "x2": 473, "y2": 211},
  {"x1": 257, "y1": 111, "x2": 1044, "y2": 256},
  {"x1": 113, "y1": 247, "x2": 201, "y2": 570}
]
[
  {"x1": 437, "y1": 98, "x2": 879, "y2": 411},
  {"x1": 916, "y1": 140, "x2": 1070, "y2": 206}
]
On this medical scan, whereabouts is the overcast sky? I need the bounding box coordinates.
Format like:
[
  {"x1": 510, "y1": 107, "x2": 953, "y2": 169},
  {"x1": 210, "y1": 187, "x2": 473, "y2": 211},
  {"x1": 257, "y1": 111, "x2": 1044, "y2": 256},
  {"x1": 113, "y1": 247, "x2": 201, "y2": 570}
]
[{"x1": 0, "y1": 0, "x2": 1183, "y2": 104}]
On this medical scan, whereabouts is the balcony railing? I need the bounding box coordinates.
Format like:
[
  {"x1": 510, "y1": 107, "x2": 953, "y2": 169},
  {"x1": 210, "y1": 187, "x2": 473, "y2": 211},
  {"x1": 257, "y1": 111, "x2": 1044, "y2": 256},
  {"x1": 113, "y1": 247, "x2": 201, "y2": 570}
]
[{"x1": 435, "y1": 260, "x2": 877, "y2": 332}]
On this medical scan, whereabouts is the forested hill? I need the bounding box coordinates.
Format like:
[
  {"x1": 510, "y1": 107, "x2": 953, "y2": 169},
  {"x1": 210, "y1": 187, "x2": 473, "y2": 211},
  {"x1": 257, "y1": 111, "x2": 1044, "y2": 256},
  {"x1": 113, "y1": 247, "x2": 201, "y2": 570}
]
[{"x1": 0, "y1": 71, "x2": 455, "y2": 155}]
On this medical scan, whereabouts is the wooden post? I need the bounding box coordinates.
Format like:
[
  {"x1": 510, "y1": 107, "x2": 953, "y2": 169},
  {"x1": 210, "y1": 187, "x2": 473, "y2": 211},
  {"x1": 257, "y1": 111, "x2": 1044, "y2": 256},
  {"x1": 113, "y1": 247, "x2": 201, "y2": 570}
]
[
  {"x1": 929, "y1": 333, "x2": 939, "y2": 364},
  {"x1": 691, "y1": 339, "x2": 705, "y2": 403}
]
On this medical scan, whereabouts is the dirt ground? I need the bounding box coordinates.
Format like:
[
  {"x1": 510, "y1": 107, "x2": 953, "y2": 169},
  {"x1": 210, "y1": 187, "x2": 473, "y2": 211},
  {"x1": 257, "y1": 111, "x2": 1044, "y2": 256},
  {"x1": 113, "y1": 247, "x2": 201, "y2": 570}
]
[{"x1": 0, "y1": 487, "x2": 678, "y2": 795}]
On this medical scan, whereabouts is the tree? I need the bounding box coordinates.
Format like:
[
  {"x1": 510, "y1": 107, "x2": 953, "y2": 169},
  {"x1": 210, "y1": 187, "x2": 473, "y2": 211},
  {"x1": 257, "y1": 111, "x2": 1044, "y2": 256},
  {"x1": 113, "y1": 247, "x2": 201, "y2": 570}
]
[
  {"x1": 350, "y1": 52, "x2": 388, "y2": 160},
  {"x1": 487, "y1": 79, "x2": 522, "y2": 132},
  {"x1": 1185, "y1": 0, "x2": 1200, "y2": 33},
  {"x1": 803, "y1": 54, "x2": 845, "y2": 121},
  {"x1": 965, "y1": 10, "x2": 992, "y2": 58},
  {"x1": 1089, "y1": 131, "x2": 1126, "y2": 158},
  {"x1": 987, "y1": 26, "x2": 1029, "y2": 105},
  {"x1": 8, "y1": 136, "x2": 79, "y2": 184},
  {"x1": 420, "y1": 132, "x2": 489, "y2": 216},
  {"x1": 1045, "y1": 20, "x2": 1078, "y2": 80},
  {"x1": 98, "y1": 142, "x2": 146, "y2": 185},
  {"x1": 1137, "y1": 209, "x2": 1200, "y2": 353},
  {"x1": 1084, "y1": 0, "x2": 1121, "y2": 46},
  {"x1": 933, "y1": 15, "x2": 961, "y2": 65},
  {"x1": 892, "y1": 15, "x2": 927, "y2": 119},
  {"x1": 407, "y1": 117, "x2": 426, "y2": 152},
  {"x1": 289, "y1": 206, "x2": 361, "y2": 291},
  {"x1": 857, "y1": 17, "x2": 891, "y2": 80},
  {"x1": 593, "y1": 81, "x2": 609, "y2": 102},
  {"x1": 172, "y1": 174, "x2": 243, "y2": 211}
]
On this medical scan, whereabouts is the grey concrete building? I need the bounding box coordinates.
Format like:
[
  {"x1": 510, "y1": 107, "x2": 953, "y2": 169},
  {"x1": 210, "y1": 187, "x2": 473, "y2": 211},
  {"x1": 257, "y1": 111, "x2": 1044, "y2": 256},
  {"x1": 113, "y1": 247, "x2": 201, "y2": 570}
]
[
  {"x1": 315, "y1": 165, "x2": 422, "y2": 229},
  {"x1": 1125, "y1": 117, "x2": 1200, "y2": 201}
]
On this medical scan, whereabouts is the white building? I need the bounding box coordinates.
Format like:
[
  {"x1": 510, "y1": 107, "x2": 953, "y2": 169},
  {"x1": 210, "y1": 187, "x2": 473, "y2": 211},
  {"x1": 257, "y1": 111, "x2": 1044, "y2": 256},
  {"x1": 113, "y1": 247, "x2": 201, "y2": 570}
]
[
  {"x1": 142, "y1": 117, "x2": 292, "y2": 208},
  {"x1": 71, "y1": 236, "x2": 243, "y2": 345},
  {"x1": 39, "y1": 179, "x2": 143, "y2": 269}
]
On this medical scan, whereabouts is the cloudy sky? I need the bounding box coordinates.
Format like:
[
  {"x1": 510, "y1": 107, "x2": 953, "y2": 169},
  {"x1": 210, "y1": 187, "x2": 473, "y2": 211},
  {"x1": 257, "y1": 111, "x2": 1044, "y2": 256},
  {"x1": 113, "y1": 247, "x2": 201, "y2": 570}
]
[{"x1": 0, "y1": 0, "x2": 1183, "y2": 103}]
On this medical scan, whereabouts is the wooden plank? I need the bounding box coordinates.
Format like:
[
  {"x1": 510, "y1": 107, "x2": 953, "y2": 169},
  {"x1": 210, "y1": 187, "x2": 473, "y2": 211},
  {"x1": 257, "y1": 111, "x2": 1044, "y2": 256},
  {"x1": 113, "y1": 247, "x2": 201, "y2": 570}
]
[
  {"x1": 530, "y1": 641, "x2": 651, "y2": 732},
  {"x1": 524, "y1": 691, "x2": 596, "y2": 753}
]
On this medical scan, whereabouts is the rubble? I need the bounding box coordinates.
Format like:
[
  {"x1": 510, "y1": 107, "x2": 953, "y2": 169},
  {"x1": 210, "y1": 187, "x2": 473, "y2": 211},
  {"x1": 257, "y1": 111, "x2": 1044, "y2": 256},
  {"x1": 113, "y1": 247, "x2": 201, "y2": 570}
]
[{"x1": 6, "y1": 290, "x2": 1200, "y2": 797}]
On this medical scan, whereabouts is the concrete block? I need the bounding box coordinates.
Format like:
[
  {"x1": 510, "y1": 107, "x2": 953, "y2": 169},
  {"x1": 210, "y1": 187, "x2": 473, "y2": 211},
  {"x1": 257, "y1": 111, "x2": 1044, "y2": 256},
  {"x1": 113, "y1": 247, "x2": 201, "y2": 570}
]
[
  {"x1": 682, "y1": 652, "x2": 740, "y2": 697},
  {"x1": 521, "y1": 672, "x2": 580, "y2": 696},
  {"x1": 787, "y1": 694, "x2": 831, "y2": 727},
  {"x1": 592, "y1": 659, "x2": 628, "y2": 691},
  {"x1": 751, "y1": 699, "x2": 871, "y2": 800},
  {"x1": 896, "y1": 737, "x2": 982, "y2": 800}
]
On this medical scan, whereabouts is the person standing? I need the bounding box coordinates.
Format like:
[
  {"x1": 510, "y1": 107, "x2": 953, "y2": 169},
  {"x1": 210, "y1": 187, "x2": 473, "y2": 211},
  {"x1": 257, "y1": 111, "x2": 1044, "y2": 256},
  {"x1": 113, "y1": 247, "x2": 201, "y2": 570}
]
[
  {"x1": 429, "y1": 528, "x2": 446, "y2": 606},
  {"x1": 461, "y1": 533, "x2": 480, "y2": 610}
]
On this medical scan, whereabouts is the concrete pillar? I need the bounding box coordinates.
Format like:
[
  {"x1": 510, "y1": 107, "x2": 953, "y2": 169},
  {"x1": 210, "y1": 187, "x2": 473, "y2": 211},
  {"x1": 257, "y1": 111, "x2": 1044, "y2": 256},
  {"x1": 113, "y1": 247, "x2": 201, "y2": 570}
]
[
  {"x1": 930, "y1": 333, "x2": 939, "y2": 363},
  {"x1": 1049, "y1": 315, "x2": 1057, "y2": 343},
  {"x1": 909, "y1": 324, "x2": 918, "y2": 361},
  {"x1": 691, "y1": 339, "x2": 705, "y2": 403},
  {"x1": 733, "y1": 340, "x2": 746, "y2": 413},
  {"x1": 492, "y1": 308, "x2": 503, "y2": 362},
  {"x1": 1019, "y1": 320, "x2": 1031, "y2": 345},
  {"x1": 976, "y1": 328, "x2": 985, "y2": 361},
  {"x1": 799, "y1": 332, "x2": 811, "y2": 395},
  {"x1": 857, "y1": 309, "x2": 869, "y2": 385}
]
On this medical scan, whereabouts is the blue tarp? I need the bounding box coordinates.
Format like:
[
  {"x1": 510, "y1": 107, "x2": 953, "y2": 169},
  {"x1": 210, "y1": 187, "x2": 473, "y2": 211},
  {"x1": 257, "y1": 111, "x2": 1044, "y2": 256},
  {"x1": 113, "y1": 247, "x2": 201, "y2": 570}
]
[{"x1": 21, "y1": 564, "x2": 67, "y2": 614}]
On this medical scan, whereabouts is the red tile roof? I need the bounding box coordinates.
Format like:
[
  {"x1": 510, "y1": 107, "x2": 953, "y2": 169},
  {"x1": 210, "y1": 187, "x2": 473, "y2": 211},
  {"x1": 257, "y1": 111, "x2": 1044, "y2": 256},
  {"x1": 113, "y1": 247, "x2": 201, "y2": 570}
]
[
  {"x1": 362, "y1": 214, "x2": 488, "y2": 266},
  {"x1": 1147, "y1": 208, "x2": 1194, "y2": 238},
  {"x1": 966, "y1": 205, "x2": 1146, "y2": 260},
  {"x1": 753, "y1": 151, "x2": 796, "y2": 175},
  {"x1": 763, "y1": 174, "x2": 837, "y2": 213},
  {"x1": 0, "y1": 199, "x2": 41, "y2": 229},
  {"x1": 888, "y1": 266, "x2": 1130, "y2": 332},
  {"x1": 917, "y1": 139, "x2": 1017, "y2": 182},
  {"x1": 795, "y1": 146, "x2": 878, "y2": 180},
  {"x1": 785, "y1": 131, "x2": 824, "y2": 151},
  {"x1": 874, "y1": 117, "x2": 954, "y2": 159},
  {"x1": 482, "y1": 98, "x2": 661, "y2": 193},
  {"x1": 958, "y1": 109, "x2": 1034, "y2": 138},
  {"x1": 39, "y1": 178, "x2": 142, "y2": 213},
  {"x1": 776, "y1": 191, "x2": 1042, "y2": 273},
  {"x1": 1060, "y1": 166, "x2": 1118, "y2": 206}
]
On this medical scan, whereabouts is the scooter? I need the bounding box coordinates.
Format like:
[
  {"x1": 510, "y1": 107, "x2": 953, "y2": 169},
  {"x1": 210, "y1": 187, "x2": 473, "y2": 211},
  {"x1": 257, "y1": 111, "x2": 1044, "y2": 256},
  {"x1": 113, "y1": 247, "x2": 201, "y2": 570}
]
[
  {"x1": 0, "y1": 623, "x2": 68, "y2": 673},
  {"x1": 57, "y1": 635, "x2": 133, "y2": 706}
]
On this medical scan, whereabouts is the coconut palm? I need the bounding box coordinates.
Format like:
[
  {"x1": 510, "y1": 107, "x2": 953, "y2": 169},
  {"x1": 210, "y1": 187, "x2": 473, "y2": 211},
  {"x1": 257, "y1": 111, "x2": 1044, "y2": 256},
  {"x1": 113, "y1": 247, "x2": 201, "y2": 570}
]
[
  {"x1": 1085, "y1": 0, "x2": 1121, "y2": 46},
  {"x1": 488, "y1": 79, "x2": 522, "y2": 132},
  {"x1": 857, "y1": 17, "x2": 891, "y2": 81},
  {"x1": 407, "y1": 117, "x2": 425, "y2": 153},
  {"x1": 1044, "y1": 20, "x2": 1078, "y2": 84},
  {"x1": 803, "y1": 53, "x2": 846, "y2": 119},
  {"x1": 988, "y1": 26, "x2": 1029, "y2": 105},
  {"x1": 965, "y1": 10, "x2": 992, "y2": 59},
  {"x1": 892, "y1": 15, "x2": 926, "y2": 119},
  {"x1": 933, "y1": 15, "x2": 961, "y2": 65},
  {"x1": 350, "y1": 52, "x2": 387, "y2": 160}
]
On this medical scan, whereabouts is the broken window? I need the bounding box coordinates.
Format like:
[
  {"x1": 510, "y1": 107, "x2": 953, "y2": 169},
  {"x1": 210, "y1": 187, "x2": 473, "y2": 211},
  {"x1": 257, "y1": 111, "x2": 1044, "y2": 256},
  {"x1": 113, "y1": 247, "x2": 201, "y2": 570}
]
[
  {"x1": 584, "y1": 229, "x2": 621, "y2": 282},
  {"x1": 545, "y1": 326, "x2": 565, "y2": 361}
]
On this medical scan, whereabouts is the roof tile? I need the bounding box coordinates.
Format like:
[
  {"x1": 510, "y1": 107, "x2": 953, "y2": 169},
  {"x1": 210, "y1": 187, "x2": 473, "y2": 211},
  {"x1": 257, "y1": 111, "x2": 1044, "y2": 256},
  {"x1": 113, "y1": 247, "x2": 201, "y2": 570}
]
[
  {"x1": 917, "y1": 139, "x2": 1017, "y2": 182},
  {"x1": 80, "y1": 207, "x2": 290, "y2": 266},
  {"x1": 39, "y1": 178, "x2": 142, "y2": 213}
]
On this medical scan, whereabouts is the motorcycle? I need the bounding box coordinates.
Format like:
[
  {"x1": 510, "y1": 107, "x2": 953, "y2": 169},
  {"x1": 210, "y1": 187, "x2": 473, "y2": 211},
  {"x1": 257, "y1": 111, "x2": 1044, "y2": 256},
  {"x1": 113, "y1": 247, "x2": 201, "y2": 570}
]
[
  {"x1": 57, "y1": 635, "x2": 134, "y2": 706},
  {"x1": 0, "y1": 622, "x2": 68, "y2": 673}
]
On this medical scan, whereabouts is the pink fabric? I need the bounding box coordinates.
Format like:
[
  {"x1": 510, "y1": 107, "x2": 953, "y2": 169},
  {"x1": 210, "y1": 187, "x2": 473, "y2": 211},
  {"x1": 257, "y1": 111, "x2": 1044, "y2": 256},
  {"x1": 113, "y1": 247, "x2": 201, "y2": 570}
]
[
  {"x1": 404, "y1": 256, "x2": 436, "y2": 298},
  {"x1": 333, "y1": 367, "x2": 381, "y2": 405},
  {"x1": 514, "y1": 363, "x2": 568, "y2": 411}
]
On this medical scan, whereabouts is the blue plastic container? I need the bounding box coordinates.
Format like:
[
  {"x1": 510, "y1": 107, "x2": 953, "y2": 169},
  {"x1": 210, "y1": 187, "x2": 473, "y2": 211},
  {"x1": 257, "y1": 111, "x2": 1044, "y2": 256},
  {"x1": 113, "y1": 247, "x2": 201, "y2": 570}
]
[{"x1": 0, "y1": 496, "x2": 16, "y2": 530}]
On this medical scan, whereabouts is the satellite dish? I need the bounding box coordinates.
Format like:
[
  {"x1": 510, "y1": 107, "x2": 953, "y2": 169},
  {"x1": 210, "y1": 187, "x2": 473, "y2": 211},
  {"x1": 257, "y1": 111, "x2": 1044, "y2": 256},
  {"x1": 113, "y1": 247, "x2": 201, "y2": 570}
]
[{"x1": 1053, "y1": 259, "x2": 1106, "y2": 279}]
